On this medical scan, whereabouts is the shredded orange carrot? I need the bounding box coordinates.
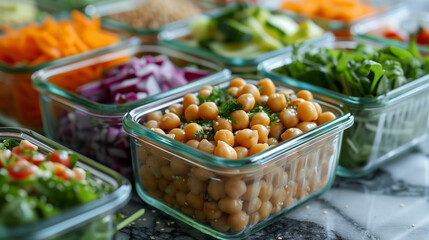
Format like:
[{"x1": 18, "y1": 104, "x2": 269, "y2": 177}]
[
  {"x1": 0, "y1": 11, "x2": 121, "y2": 66},
  {"x1": 282, "y1": 0, "x2": 375, "y2": 21},
  {"x1": 0, "y1": 11, "x2": 127, "y2": 131}
]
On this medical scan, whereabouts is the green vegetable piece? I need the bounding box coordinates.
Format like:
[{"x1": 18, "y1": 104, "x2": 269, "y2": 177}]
[
  {"x1": 359, "y1": 60, "x2": 383, "y2": 94},
  {"x1": 0, "y1": 139, "x2": 19, "y2": 150},
  {"x1": 245, "y1": 17, "x2": 283, "y2": 50},
  {"x1": 265, "y1": 15, "x2": 298, "y2": 39},
  {"x1": 218, "y1": 19, "x2": 254, "y2": 43},
  {"x1": 285, "y1": 20, "x2": 324, "y2": 45}
]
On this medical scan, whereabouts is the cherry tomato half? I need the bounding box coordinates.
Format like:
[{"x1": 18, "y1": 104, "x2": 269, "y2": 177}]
[
  {"x1": 384, "y1": 30, "x2": 409, "y2": 42},
  {"x1": 49, "y1": 151, "x2": 73, "y2": 168},
  {"x1": 53, "y1": 163, "x2": 76, "y2": 181},
  {"x1": 417, "y1": 29, "x2": 429, "y2": 45},
  {"x1": 7, "y1": 160, "x2": 35, "y2": 180}
]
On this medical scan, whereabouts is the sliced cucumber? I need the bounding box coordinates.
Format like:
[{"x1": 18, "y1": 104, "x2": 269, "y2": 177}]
[
  {"x1": 209, "y1": 42, "x2": 263, "y2": 59},
  {"x1": 265, "y1": 15, "x2": 299, "y2": 39},
  {"x1": 254, "y1": 8, "x2": 271, "y2": 24},
  {"x1": 245, "y1": 17, "x2": 283, "y2": 50},
  {"x1": 191, "y1": 16, "x2": 213, "y2": 40},
  {"x1": 285, "y1": 20, "x2": 324, "y2": 45},
  {"x1": 218, "y1": 19, "x2": 254, "y2": 43}
]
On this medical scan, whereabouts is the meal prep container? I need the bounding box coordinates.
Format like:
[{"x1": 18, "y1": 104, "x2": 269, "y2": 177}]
[
  {"x1": 123, "y1": 76, "x2": 353, "y2": 239},
  {"x1": 159, "y1": 9, "x2": 334, "y2": 73},
  {"x1": 258, "y1": 40, "x2": 429, "y2": 178},
  {"x1": 85, "y1": 0, "x2": 213, "y2": 44},
  {"x1": 0, "y1": 32, "x2": 138, "y2": 132},
  {"x1": 32, "y1": 44, "x2": 229, "y2": 176},
  {"x1": 279, "y1": 0, "x2": 404, "y2": 37},
  {"x1": 0, "y1": 127, "x2": 131, "y2": 240},
  {"x1": 352, "y1": 7, "x2": 429, "y2": 54}
]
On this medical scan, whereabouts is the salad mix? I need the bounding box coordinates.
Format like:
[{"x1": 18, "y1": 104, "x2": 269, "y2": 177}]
[
  {"x1": 0, "y1": 139, "x2": 111, "y2": 226},
  {"x1": 189, "y1": 3, "x2": 324, "y2": 58}
]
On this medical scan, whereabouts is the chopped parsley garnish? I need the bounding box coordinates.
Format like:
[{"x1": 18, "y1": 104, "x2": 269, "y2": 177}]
[{"x1": 248, "y1": 102, "x2": 280, "y2": 125}]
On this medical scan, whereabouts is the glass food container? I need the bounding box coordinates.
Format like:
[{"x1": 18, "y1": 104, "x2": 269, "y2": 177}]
[
  {"x1": 158, "y1": 8, "x2": 334, "y2": 73},
  {"x1": 84, "y1": 0, "x2": 212, "y2": 44},
  {"x1": 352, "y1": 7, "x2": 429, "y2": 54},
  {"x1": 279, "y1": 0, "x2": 404, "y2": 37},
  {"x1": 122, "y1": 76, "x2": 353, "y2": 239},
  {"x1": 32, "y1": 44, "x2": 229, "y2": 176},
  {"x1": 0, "y1": 127, "x2": 131, "y2": 240},
  {"x1": 0, "y1": 28, "x2": 139, "y2": 133},
  {"x1": 258, "y1": 40, "x2": 429, "y2": 178}
]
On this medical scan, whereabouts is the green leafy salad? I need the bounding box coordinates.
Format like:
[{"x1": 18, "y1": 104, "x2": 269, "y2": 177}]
[
  {"x1": 0, "y1": 139, "x2": 111, "y2": 226},
  {"x1": 275, "y1": 42, "x2": 429, "y2": 97}
]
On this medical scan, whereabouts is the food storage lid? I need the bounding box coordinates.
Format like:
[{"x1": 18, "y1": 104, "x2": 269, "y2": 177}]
[
  {"x1": 0, "y1": 127, "x2": 131, "y2": 240},
  {"x1": 32, "y1": 44, "x2": 230, "y2": 115},
  {"x1": 258, "y1": 39, "x2": 429, "y2": 109},
  {"x1": 123, "y1": 76, "x2": 354, "y2": 169}
]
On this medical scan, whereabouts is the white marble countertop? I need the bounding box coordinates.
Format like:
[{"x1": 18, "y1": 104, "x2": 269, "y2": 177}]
[{"x1": 117, "y1": 149, "x2": 429, "y2": 240}]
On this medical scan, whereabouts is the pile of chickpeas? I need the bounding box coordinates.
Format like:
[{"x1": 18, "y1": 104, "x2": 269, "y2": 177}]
[{"x1": 138, "y1": 78, "x2": 338, "y2": 232}]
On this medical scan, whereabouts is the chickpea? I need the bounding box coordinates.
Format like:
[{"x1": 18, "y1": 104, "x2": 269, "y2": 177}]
[
  {"x1": 176, "y1": 191, "x2": 187, "y2": 207},
  {"x1": 228, "y1": 87, "x2": 241, "y2": 98},
  {"x1": 159, "y1": 112, "x2": 181, "y2": 131},
  {"x1": 249, "y1": 212, "x2": 261, "y2": 224},
  {"x1": 174, "y1": 177, "x2": 189, "y2": 192},
  {"x1": 230, "y1": 110, "x2": 249, "y2": 130},
  {"x1": 225, "y1": 179, "x2": 247, "y2": 198},
  {"x1": 289, "y1": 98, "x2": 305, "y2": 106},
  {"x1": 229, "y1": 77, "x2": 246, "y2": 88},
  {"x1": 234, "y1": 146, "x2": 248, "y2": 159},
  {"x1": 251, "y1": 124, "x2": 269, "y2": 143},
  {"x1": 204, "y1": 201, "x2": 223, "y2": 220},
  {"x1": 278, "y1": 89, "x2": 295, "y2": 99},
  {"x1": 151, "y1": 128, "x2": 166, "y2": 135},
  {"x1": 249, "y1": 112, "x2": 270, "y2": 127},
  {"x1": 145, "y1": 120, "x2": 159, "y2": 129},
  {"x1": 235, "y1": 129, "x2": 259, "y2": 149},
  {"x1": 164, "y1": 182, "x2": 176, "y2": 197},
  {"x1": 164, "y1": 194, "x2": 177, "y2": 207},
  {"x1": 296, "y1": 122, "x2": 318, "y2": 132},
  {"x1": 248, "y1": 143, "x2": 269, "y2": 156},
  {"x1": 187, "y1": 176, "x2": 207, "y2": 195},
  {"x1": 228, "y1": 211, "x2": 249, "y2": 232},
  {"x1": 208, "y1": 179, "x2": 226, "y2": 200},
  {"x1": 199, "y1": 102, "x2": 218, "y2": 120},
  {"x1": 213, "y1": 117, "x2": 233, "y2": 132},
  {"x1": 169, "y1": 128, "x2": 186, "y2": 142},
  {"x1": 186, "y1": 139, "x2": 200, "y2": 148},
  {"x1": 280, "y1": 128, "x2": 303, "y2": 141},
  {"x1": 147, "y1": 110, "x2": 163, "y2": 122},
  {"x1": 271, "y1": 188, "x2": 286, "y2": 207},
  {"x1": 194, "y1": 209, "x2": 207, "y2": 222},
  {"x1": 259, "y1": 95, "x2": 269, "y2": 105},
  {"x1": 198, "y1": 139, "x2": 215, "y2": 154},
  {"x1": 170, "y1": 159, "x2": 190, "y2": 176},
  {"x1": 241, "y1": 84, "x2": 260, "y2": 102},
  {"x1": 296, "y1": 90, "x2": 314, "y2": 101},
  {"x1": 243, "y1": 197, "x2": 262, "y2": 214},
  {"x1": 280, "y1": 108, "x2": 299, "y2": 129},
  {"x1": 186, "y1": 192, "x2": 204, "y2": 210},
  {"x1": 199, "y1": 88, "x2": 212, "y2": 98},
  {"x1": 237, "y1": 93, "x2": 255, "y2": 112},
  {"x1": 218, "y1": 197, "x2": 243, "y2": 214},
  {"x1": 312, "y1": 102, "x2": 322, "y2": 116},
  {"x1": 214, "y1": 129, "x2": 235, "y2": 147},
  {"x1": 242, "y1": 182, "x2": 261, "y2": 201},
  {"x1": 259, "y1": 201, "x2": 273, "y2": 219},
  {"x1": 214, "y1": 141, "x2": 237, "y2": 159},
  {"x1": 183, "y1": 94, "x2": 199, "y2": 109},
  {"x1": 269, "y1": 122, "x2": 284, "y2": 139},
  {"x1": 181, "y1": 206, "x2": 195, "y2": 216},
  {"x1": 297, "y1": 101, "x2": 318, "y2": 122},
  {"x1": 191, "y1": 167, "x2": 215, "y2": 182},
  {"x1": 258, "y1": 180, "x2": 273, "y2": 202},
  {"x1": 161, "y1": 165, "x2": 174, "y2": 180},
  {"x1": 257, "y1": 78, "x2": 276, "y2": 96},
  {"x1": 168, "y1": 103, "x2": 184, "y2": 116},
  {"x1": 147, "y1": 156, "x2": 162, "y2": 178},
  {"x1": 165, "y1": 133, "x2": 175, "y2": 139},
  {"x1": 184, "y1": 123, "x2": 203, "y2": 140},
  {"x1": 266, "y1": 93, "x2": 287, "y2": 113},
  {"x1": 317, "y1": 111, "x2": 336, "y2": 125},
  {"x1": 201, "y1": 85, "x2": 213, "y2": 91},
  {"x1": 211, "y1": 214, "x2": 230, "y2": 232},
  {"x1": 184, "y1": 104, "x2": 200, "y2": 122}
]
